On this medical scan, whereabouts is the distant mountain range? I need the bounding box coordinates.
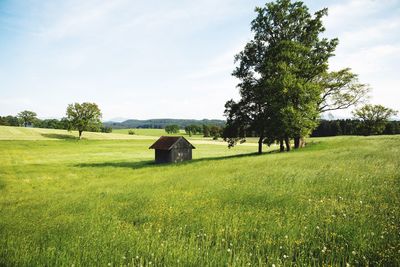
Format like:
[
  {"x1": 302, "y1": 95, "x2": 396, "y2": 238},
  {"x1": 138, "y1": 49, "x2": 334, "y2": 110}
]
[{"x1": 103, "y1": 119, "x2": 226, "y2": 129}]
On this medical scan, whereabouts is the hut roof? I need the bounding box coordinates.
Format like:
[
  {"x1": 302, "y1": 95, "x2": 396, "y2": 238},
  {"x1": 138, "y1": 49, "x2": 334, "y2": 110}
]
[{"x1": 149, "y1": 136, "x2": 195, "y2": 150}]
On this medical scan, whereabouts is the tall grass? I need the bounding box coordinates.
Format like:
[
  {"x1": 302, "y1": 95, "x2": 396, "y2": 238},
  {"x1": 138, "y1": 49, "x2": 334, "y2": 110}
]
[{"x1": 0, "y1": 135, "x2": 399, "y2": 266}]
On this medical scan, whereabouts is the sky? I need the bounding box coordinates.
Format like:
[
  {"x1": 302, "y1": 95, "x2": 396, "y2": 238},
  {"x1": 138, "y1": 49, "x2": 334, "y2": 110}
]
[{"x1": 0, "y1": 0, "x2": 399, "y2": 121}]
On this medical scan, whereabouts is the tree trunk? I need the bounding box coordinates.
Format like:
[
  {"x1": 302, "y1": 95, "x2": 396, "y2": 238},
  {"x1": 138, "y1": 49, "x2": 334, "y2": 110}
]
[
  {"x1": 79, "y1": 130, "x2": 83, "y2": 140},
  {"x1": 258, "y1": 137, "x2": 263, "y2": 154},
  {"x1": 285, "y1": 136, "x2": 291, "y2": 152},
  {"x1": 294, "y1": 136, "x2": 300, "y2": 149},
  {"x1": 279, "y1": 139, "x2": 285, "y2": 152},
  {"x1": 299, "y1": 136, "x2": 305, "y2": 148},
  {"x1": 294, "y1": 136, "x2": 306, "y2": 148}
]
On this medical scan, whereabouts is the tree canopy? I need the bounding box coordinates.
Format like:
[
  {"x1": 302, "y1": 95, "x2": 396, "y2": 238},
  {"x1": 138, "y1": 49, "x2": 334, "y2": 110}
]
[
  {"x1": 353, "y1": 104, "x2": 398, "y2": 135},
  {"x1": 17, "y1": 110, "x2": 37, "y2": 127},
  {"x1": 66, "y1": 102, "x2": 102, "y2": 139}
]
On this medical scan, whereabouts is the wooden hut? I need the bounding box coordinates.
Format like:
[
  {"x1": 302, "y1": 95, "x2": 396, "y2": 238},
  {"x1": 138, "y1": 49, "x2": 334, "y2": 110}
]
[{"x1": 149, "y1": 136, "x2": 195, "y2": 164}]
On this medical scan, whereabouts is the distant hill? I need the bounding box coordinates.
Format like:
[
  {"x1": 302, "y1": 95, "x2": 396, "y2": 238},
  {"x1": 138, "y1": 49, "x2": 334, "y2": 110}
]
[{"x1": 103, "y1": 119, "x2": 226, "y2": 129}]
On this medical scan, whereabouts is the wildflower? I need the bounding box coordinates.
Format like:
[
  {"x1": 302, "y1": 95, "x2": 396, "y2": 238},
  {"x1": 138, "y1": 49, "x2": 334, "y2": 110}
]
[
  {"x1": 107, "y1": 263, "x2": 111, "y2": 266},
  {"x1": 322, "y1": 246, "x2": 327, "y2": 253},
  {"x1": 285, "y1": 235, "x2": 288, "y2": 239},
  {"x1": 352, "y1": 251, "x2": 356, "y2": 255},
  {"x1": 359, "y1": 200, "x2": 363, "y2": 204},
  {"x1": 122, "y1": 256, "x2": 126, "y2": 260},
  {"x1": 136, "y1": 256, "x2": 139, "y2": 259},
  {"x1": 149, "y1": 261, "x2": 152, "y2": 265},
  {"x1": 346, "y1": 263, "x2": 350, "y2": 267},
  {"x1": 158, "y1": 229, "x2": 162, "y2": 233},
  {"x1": 227, "y1": 248, "x2": 231, "y2": 253},
  {"x1": 222, "y1": 238, "x2": 225, "y2": 242},
  {"x1": 316, "y1": 226, "x2": 320, "y2": 230},
  {"x1": 283, "y1": 254, "x2": 288, "y2": 259}
]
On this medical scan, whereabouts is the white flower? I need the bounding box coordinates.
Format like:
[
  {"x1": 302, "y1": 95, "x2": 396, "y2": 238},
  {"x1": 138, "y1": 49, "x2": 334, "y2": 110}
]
[
  {"x1": 352, "y1": 251, "x2": 356, "y2": 255},
  {"x1": 283, "y1": 254, "x2": 288, "y2": 259},
  {"x1": 107, "y1": 263, "x2": 111, "y2": 266},
  {"x1": 227, "y1": 248, "x2": 231, "y2": 253},
  {"x1": 285, "y1": 235, "x2": 288, "y2": 239}
]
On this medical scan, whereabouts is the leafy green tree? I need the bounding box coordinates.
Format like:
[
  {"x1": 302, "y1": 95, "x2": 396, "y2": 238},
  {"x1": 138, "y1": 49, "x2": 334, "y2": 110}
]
[
  {"x1": 353, "y1": 104, "x2": 398, "y2": 135},
  {"x1": 17, "y1": 110, "x2": 37, "y2": 127},
  {"x1": 202, "y1": 124, "x2": 210, "y2": 137},
  {"x1": 165, "y1": 125, "x2": 180, "y2": 134},
  {"x1": 184, "y1": 124, "x2": 202, "y2": 136},
  {"x1": 66, "y1": 102, "x2": 102, "y2": 139},
  {"x1": 0, "y1": 115, "x2": 20, "y2": 126},
  {"x1": 224, "y1": 0, "x2": 338, "y2": 153},
  {"x1": 209, "y1": 125, "x2": 223, "y2": 140}
]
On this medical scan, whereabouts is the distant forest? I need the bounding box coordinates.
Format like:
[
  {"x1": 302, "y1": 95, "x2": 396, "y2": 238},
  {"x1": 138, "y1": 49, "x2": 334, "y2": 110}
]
[
  {"x1": 311, "y1": 119, "x2": 400, "y2": 137},
  {"x1": 103, "y1": 119, "x2": 226, "y2": 129}
]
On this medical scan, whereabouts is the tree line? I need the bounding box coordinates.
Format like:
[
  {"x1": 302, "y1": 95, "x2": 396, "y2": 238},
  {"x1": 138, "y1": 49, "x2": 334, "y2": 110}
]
[
  {"x1": 222, "y1": 0, "x2": 397, "y2": 153},
  {"x1": 165, "y1": 124, "x2": 224, "y2": 139}
]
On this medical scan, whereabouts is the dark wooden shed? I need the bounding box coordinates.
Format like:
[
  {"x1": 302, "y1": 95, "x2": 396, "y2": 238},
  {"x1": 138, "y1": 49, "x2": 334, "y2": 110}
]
[{"x1": 149, "y1": 136, "x2": 195, "y2": 164}]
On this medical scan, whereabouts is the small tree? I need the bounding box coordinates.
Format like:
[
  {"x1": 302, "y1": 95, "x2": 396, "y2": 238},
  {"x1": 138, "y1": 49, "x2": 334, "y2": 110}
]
[
  {"x1": 66, "y1": 102, "x2": 102, "y2": 139},
  {"x1": 202, "y1": 124, "x2": 210, "y2": 137},
  {"x1": 209, "y1": 125, "x2": 223, "y2": 140},
  {"x1": 353, "y1": 104, "x2": 397, "y2": 135},
  {"x1": 17, "y1": 110, "x2": 37, "y2": 127},
  {"x1": 165, "y1": 125, "x2": 180, "y2": 134}
]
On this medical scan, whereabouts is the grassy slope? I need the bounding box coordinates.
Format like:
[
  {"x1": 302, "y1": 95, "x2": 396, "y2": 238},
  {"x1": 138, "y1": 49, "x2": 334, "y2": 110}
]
[
  {"x1": 0, "y1": 127, "x2": 399, "y2": 266},
  {"x1": 0, "y1": 126, "x2": 154, "y2": 140}
]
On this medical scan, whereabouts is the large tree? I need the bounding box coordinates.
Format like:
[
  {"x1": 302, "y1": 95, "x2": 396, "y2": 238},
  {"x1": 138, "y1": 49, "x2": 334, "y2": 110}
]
[
  {"x1": 353, "y1": 104, "x2": 397, "y2": 135},
  {"x1": 66, "y1": 102, "x2": 102, "y2": 139},
  {"x1": 17, "y1": 110, "x2": 37, "y2": 127},
  {"x1": 223, "y1": 0, "x2": 338, "y2": 153}
]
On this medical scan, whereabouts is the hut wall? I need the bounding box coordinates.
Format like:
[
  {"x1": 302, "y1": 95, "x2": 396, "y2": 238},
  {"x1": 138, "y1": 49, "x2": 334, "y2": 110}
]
[
  {"x1": 155, "y1": 149, "x2": 171, "y2": 164},
  {"x1": 170, "y1": 148, "x2": 192, "y2": 163},
  {"x1": 170, "y1": 139, "x2": 192, "y2": 163}
]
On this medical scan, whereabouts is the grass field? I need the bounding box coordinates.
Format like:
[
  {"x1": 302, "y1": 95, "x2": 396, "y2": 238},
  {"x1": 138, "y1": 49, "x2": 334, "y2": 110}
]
[{"x1": 0, "y1": 126, "x2": 399, "y2": 266}]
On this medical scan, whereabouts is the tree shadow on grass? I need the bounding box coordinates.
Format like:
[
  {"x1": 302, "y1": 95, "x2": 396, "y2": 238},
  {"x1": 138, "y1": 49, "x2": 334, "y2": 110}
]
[
  {"x1": 75, "y1": 150, "x2": 277, "y2": 171},
  {"x1": 41, "y1": 133, "x2": 78, "y2": 140}
]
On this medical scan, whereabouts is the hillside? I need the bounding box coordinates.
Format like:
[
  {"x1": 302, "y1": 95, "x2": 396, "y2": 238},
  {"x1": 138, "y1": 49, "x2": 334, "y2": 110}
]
[
  {"x1": 0, "y1": 131, "x2": 399, "y2": 266},
  {"x1": 103, "y1": 118, "x2": 225, "y2": 129}
]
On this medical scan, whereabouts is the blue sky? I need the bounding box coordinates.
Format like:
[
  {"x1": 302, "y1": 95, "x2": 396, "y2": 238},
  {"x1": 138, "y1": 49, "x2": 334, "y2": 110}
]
[{"x1": 0, "y1": 0, "x2": 399, "y2": 121}]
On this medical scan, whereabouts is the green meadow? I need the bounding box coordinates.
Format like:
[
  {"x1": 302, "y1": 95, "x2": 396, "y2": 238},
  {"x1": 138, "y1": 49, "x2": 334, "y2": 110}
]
[{"x1": 0, "y1": 126, "x2": 399, "y2": 266}]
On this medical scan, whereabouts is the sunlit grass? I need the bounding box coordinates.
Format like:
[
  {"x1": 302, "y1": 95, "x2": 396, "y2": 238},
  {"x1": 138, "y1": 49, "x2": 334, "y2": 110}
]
[{"x1": 0, "y1": 128, "x2": 399, "y2": 266}]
